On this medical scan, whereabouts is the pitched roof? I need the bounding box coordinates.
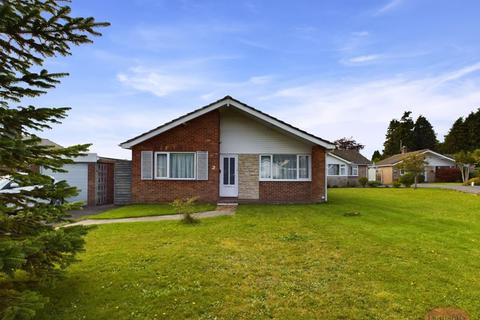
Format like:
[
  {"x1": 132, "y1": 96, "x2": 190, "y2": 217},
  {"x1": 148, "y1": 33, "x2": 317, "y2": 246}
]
[
  {"x1": 120, "y1": 96, "x2": 335, "y2": 149},
  {"x1": 375, "y1": 149, "x2": 454, "y2": 166},
  {"x1": 39, "y1": 138, "x2": 63, "y2": 149},
  {"x1": 331, "y1": 149, "x2": 372, "y2": 165}
]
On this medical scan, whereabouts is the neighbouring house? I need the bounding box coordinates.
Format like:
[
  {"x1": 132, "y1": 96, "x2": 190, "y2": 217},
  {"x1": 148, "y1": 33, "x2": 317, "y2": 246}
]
[
  {"x1": 38, "y1": 140, "x2": 131, "y2": 206},
  {"x1": 327, "y1": 150, "x2": 371, "y2": 187},
  {"x1": 119, "y1": 96, "x2": 335, "y2": 204},
  {"x1": 370, "y1": 149, "x2": 457, "y2": 184}
]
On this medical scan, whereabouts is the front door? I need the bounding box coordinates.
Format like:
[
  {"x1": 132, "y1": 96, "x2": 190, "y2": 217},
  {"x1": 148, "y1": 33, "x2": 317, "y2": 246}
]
[{"x1": 220, "y1": 154, "x2": 238, "y2": 197}]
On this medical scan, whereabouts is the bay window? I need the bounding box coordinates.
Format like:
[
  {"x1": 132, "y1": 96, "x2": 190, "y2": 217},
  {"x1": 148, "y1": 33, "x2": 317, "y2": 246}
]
[
  {"x1": 260, "y1": 154, "x2": 311, "y2": 180},
  {"x1": 154, "y1": 152, "x2": 195, "y2": 179}
]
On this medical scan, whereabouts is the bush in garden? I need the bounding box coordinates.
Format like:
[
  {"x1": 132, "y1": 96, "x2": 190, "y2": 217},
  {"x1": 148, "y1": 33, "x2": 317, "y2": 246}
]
[
  {"x1": 358, "y1": 177, "x2": 368, "y2": 188},
  {"x1": 399, "y1": 173, "x2": 415, "y2": 188}
]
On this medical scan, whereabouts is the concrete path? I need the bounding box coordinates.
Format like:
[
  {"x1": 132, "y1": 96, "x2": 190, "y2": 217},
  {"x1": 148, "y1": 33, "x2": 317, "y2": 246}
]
[
  {"x1": 63, "y1": 207, "x2": 236, "y2": 227},
  {"x1": 69, "y1": 204, "x2": 117, "y2": 220},
  {"x1": 417, "y1": 183, "x2": 480, "y2": 195}
]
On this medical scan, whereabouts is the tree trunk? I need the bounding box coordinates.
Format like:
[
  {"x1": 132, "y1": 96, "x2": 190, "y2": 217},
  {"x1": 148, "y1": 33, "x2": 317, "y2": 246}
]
[{"x1": 414, "y1": 175, "x2": 418, "y2": 189}]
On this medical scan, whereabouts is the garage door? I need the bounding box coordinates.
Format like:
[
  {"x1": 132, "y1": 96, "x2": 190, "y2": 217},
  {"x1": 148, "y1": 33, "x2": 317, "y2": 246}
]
[{"x1": 41, "y1": 163, "x2": 89, "y2": 204}]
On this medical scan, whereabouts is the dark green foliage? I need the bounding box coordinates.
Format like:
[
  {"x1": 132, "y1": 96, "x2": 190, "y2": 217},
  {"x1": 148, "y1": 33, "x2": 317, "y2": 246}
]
[
  {"x1": 392, "y1": 181, "x2": 401, "y2": 188},
  {"x1": 334, "y1": 137, "x2": 364, "y2": 151},
  {"x1": 371, "y1": 150, "x2": 382, "y2": 162},
  {"x1": 383, "y1": 112, "x2": 415, "y2": 157},
  {"x1": 367, "y1": 181, "x2": 381, "y2": 188},
  {"x1": 383, "y1": 112, "x2": 439, "y2": 156},
  {"x1": 399, "y1": 173, "x2": 415, "y2": 188},
  {"x1": 0, "y1": 1, "x2": 108, "y2": 318},
  {"x1": 358, "y1": 177, "x2": 368, "y2": 187},
  {"x1": 442, "y1": 109, "x2": 480, "y2": 154},
  {"x1": 413, "y1": 115, "x2": 438, "y2": 150}
]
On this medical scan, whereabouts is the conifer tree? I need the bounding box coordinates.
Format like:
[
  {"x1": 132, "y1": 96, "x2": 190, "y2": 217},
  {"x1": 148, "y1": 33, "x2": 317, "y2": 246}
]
[
  {"x1": 383, "y1": 111, "x2": 415, "y2": 156},
  {"x1": 413, "y1": 115, "x2": 437, "y2": 150},
  {"x1": 371, "y1": 150, "x2": 382, "y2": 162},
  {"x1": 442, "y1": 117, "x2": 469, "y2": 154},
  {"x1": 0, "y1": 1, "x2": 108, "y2": 318}
]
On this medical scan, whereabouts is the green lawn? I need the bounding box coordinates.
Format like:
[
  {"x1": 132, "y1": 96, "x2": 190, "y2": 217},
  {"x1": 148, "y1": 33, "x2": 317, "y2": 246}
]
[
  {"x1": 38, "y1": 189, "x2": 480, "y2": 319},
  {"x1": 84, "y1": 203, "x2": 216, "y2": 220}
]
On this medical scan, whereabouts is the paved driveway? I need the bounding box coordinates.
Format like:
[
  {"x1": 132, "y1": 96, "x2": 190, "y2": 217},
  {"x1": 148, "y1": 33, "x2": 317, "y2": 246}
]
[{"x1": 417, "y1": 183, "x2": 480, "y2": 195}]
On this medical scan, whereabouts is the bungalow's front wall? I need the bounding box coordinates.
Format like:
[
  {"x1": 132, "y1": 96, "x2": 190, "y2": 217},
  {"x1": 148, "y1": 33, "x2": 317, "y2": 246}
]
[
  {"x1": 131, "y1": 107, "x2": 327, "y2": 203},
  {"x1": 131, "y1": 110, "x2": 220, "y2": 203},
  {"x1": 220, "y1": 108, "x2": 326, "y2": 202}
]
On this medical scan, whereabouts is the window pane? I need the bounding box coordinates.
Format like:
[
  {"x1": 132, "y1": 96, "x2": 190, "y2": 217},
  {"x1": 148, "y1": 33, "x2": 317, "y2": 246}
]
[
  {"x1": 170, "y1": 153, "x2": 194, "y2": 178},
  {"x1": 299, "y1": 155, "x2": 309, "y2": 179},
  {"x1": 229, "y1": 157, "x2": 235, "y2": 185},
  {"x1": 340, "y1": 164, "x2": 346, "y2": 176},
  {"x1": 223, "y1": 157, "x2": 229, "y2": 184},
  {"x1": 328, "y1": 164, "x2": 339, "y2": 176},
  {"x1": 156, "y1": 154, "x2": 167, "y2": 178},
  {"x1": 272, "y1": 155, "x2": 297, "y2": 179},
  {"x1": 352, "y1": 166, "x2": 358, "y2": 176},
  {"x1": 260, "y1": 156, "x2": 271, "y2": 179}
]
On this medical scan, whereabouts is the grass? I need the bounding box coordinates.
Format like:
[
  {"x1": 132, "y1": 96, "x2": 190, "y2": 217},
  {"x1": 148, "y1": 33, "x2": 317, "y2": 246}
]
[
  {"x1": 38, "y1": 188, "x2": 480, "y2": 319},
  {"x1": 84, "y1": 203, "x2": 216, "y2": 220}
]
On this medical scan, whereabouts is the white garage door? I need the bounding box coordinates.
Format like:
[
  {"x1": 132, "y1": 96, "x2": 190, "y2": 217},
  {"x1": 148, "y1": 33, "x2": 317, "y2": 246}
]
[{"x1": 41, "y1": 163, "x2": 89, "y2": 204}]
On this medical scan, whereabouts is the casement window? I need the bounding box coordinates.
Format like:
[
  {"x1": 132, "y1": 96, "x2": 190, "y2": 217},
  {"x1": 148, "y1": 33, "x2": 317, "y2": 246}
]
[
  {"x1": 259, "y1": 154, "x2": 311, "y2": 181},
  {"x1": 328, "y1": 164, "x2": 347, "y2": 176},
  {"x1": 141, "y1": 151, "x2": 208, "y2": 180},
  {"x1": 349, "y1": 165, "x2": 359, "y2": 176}
]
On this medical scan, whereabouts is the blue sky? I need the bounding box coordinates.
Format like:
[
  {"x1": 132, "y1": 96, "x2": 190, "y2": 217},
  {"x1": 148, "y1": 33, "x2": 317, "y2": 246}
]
[{"x1": 37, "y1": 0, "x2": 480, "y2": 159}]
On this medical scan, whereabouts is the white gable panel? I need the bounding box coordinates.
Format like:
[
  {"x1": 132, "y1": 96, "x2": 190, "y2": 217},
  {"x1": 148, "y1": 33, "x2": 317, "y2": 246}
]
[
  {"x1": 220, "y1": 109, "x2": 312, "y2": 154},
  {"x1": 41, "y1": 163, "x2": 88, "y2": 203},
  {"x1": 327, "y1": 154, "x2": 350, "y2": 165},
  {"x1": 425, "y1": 154, "x2": 455, "y2": 167}
]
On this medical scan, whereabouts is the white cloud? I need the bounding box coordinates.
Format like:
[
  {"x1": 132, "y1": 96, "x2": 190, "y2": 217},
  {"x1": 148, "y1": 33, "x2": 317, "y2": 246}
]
[
  {"x1": 260, "y1": 62, "x2": 480, "y2": 156},
  {"x1": 117, "y1": 67, "x2": 199, "y2": 96},
  {"x1": 375, "y1": 0, "x2": 404, "y2": 15},
  {"x1": 344, "y1": 54, "x2": 383, "y2": 64}
]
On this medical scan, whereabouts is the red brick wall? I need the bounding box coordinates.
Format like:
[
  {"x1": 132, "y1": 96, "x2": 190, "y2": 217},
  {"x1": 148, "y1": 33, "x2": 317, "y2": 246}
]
[
  {"x1": 311, "y1": 146, "x2": 326, "y2": 202},
  {"x1": 131, "y1": 110, "x2": 220, "y2": 203},
  {"x1": 259, "y1": 146, "x2": 327, "y2": 203},
  {"x1": 259, "y1": 181, "x2": 312, "y2": 202},
  {"x1": 87, "y1": 163, "x2": 96, "y2": 206}
]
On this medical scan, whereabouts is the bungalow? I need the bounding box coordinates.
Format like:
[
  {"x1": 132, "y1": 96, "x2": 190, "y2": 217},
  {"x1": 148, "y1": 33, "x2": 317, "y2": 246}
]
[
  {"x1": 327, "y1": 150, "x2": 371, "y2": 187},
  {"x1": 119, "y1": 96, "x2": 335, "y2": 204},
  {"x1": 371, "y1": 149, "x2": 457, "y2": 184}
]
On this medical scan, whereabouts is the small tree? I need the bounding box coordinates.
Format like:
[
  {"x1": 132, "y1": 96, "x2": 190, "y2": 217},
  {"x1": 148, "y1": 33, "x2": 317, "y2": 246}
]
[
  {"x1": 371, "y1": 150, "x2": 382, "y2": 163},
  {"x1": 454, "y1": 151, "x2": 476, "y2": 183},
  {"x1": 397, "y1": 154, "x2": 427, "y2": 189},
  {"x1": 334, "y1": 137, "x2": 365, "y2": 151},
  {"x1": 171, "y1": 197, "x2": 200, "y2": 224},
  {"x1": 0, "y1": 1, "x2": 108, "y2": 318}
]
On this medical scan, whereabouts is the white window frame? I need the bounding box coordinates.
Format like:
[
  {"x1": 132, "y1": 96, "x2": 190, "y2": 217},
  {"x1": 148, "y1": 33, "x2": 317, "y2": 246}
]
[
  {"x1": 328, "y1": 164, "x2": 348, "y2": 176},
  {"x1": 350, "y1": 165, "x2": 359, "y2": 176},
  {"x1": 154, "y1": 152, "x2": 196, "y2": 180},
  {"x1": 258, "y1": 154, "x2": 311, "y2": 181}
]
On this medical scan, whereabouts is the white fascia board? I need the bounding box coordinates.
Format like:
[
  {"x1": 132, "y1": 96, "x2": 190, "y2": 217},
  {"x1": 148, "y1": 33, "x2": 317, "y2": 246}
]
[
  {"x1": 120, "y1": 98, "x2": 335, "y2": 150},
  {"x1": 421, "y1": 150, "x2": 455, "y2": 162}
]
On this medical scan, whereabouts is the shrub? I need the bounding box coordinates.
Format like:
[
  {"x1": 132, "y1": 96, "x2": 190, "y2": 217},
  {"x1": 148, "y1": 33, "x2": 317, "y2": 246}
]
[
  {"x1": 358, "y1": 177, "x2": 368, "y2": 188},
  {"x1": 367, "y1": 181, "x2": 381, "y2": 188},
  {"x1": 393, "y1": 181, "x2": 401, "y2": 188},
  {"x1": 171, "y1": 196, "x2": 200, "y2": 224},
  {"x1": 399, "y1": 173, "x2": 415, "y2": 187},
  {"x1": 465, "y1": 177, "x2": 480, "y2": 186},
  {"x1": 417, "y1": 174, "x2": 425, "y2": 183}
]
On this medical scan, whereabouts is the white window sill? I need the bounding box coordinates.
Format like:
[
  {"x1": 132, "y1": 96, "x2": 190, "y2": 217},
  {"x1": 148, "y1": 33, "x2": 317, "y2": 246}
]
[
  {"x1": 259, "y1": 179, "x2": 311, "y2": 182},
  {"x1": 154, "y1": 177, "x2": 196, "y2": 181}
]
